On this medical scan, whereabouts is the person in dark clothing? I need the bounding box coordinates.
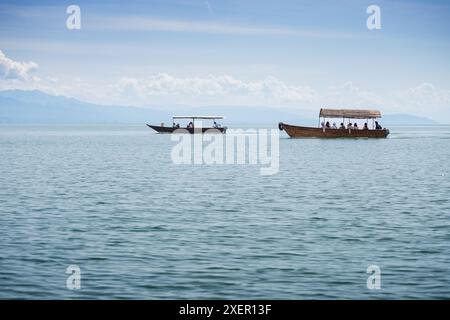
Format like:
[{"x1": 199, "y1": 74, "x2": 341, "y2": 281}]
[{"x1": 375, "y1": 121, "x2": 382, "y2": 130}]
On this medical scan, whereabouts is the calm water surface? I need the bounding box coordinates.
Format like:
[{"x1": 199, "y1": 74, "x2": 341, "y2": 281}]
[{"x1": 0, "y1": 124, "x2": 449, "y2": 299}]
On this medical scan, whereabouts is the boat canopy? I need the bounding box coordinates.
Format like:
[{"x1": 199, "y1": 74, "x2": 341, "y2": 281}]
[
  {"x1": 319, "y1": 108, "x2": 382, "y2": 119},
  {"x1": 172, "y1": 116, "x2": 225, "y2": 120}
]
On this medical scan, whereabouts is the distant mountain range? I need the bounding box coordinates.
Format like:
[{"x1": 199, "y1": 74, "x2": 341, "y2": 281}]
[
  {"x1": 0, "y1": 89, "x2": 438, "y2": 125},
  {"x1": 0, "y1": 90, "x2": 168, "y2": 124}
]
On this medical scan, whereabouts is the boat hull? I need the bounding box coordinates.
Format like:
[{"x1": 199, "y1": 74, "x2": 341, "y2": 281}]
[
  {"x1": 279, "y1": 123, "x2": 389, "y2": 138},
  {"x1": 147, "y1": 124, "x2": 226, "y2": 134}
]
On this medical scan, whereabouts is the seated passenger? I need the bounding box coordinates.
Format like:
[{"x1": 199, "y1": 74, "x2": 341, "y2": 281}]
[
  {"x1": 332, "y1": 122, "x2": 337, "y2": 129},
  {"x1": 325, "y1": 121, "x2": 331, "y2": 128},
  {"x1": 347, "y1": 122, "x2": 353, "y2": 129},
  {"x1": 363, "y1": 123, "x2": 369, "y2": 130},
  {"x1": 339, "y1": 123, "x2": 345, "y2": 129},
  {"x1": 353, "y1": 123, "x2": 358, "y2": 129},
  {"x1": 375, "y1": 121, "x2": 382, "y2": 130},
  {"x1": 321, "y1": 121, "x2": 325, "y2": 129}
]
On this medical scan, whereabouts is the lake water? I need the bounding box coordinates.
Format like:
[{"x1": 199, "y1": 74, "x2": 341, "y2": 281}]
[{"x1": 0, "y1": 124, "x2": 449, "y2": 299}]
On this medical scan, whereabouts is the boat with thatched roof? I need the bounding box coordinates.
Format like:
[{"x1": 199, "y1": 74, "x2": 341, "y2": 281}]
[{"x1": 279, "y1": 108, "x2": 389, "y2": 138}]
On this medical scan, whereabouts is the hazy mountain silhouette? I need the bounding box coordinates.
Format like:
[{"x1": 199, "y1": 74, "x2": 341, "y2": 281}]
[{"x1": 0, "y1": 90, "x2": 169, "y2": 123}]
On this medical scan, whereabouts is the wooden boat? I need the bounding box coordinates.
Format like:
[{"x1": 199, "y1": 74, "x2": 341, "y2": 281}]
[
  {"x1": 279, "y1": 108, "x2": 389, "y2": 138},
  {"x1": 147, "y1": 116, "x2": 226, "y2": 134}
]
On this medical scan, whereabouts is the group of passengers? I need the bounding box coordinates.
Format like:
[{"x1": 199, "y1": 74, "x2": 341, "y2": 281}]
[
  {"x1": 172, "y1": 121, "x2": 222, "y2": 129},
  {"x1": 321, "y1": 121, "x2": 382, "y2": 130},
  {"x1": 171, "y1": 121, "x2": 193, "y2": 128}
]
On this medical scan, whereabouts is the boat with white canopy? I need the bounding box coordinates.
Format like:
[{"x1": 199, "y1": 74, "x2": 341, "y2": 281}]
[{"x1": 147, "y1": 116, "x2": 226, "y2": 134}]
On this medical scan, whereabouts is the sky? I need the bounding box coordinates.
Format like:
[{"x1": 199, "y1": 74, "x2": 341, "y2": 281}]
[{"x1": 1, "y1": 0, "x2": 450, "y2": 121}]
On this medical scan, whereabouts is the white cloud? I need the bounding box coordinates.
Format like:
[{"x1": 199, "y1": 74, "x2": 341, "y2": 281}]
[
  {"x1": 112, "y1": 73, "x2": 318, "y2": 106},
  {"x1": 91, "y1": 16, "x2": 356, "y2": 39},
  {"x1": 395, "y1": 83, "x2": 450, "y2": 107},
  {"x1": 390, "y1": 83, "x2": 450, "y2": 119},
  {"x1": 324, "y1": 81, "x2": 382, "y2": 108},
  {"x1": 0, "y1": 50, "x2": 38, "y2": 81},
  {"x1": 205, "y1": 1, "x2": 214, "y2": 16},
  {"x1": 0, "y1": 50, "x2": 448, "y2": 121}
]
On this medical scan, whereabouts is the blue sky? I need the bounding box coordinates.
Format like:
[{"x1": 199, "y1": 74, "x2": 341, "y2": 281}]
[{"x1": 1, "y1": 0, "x2": 450, "y2": 120}]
